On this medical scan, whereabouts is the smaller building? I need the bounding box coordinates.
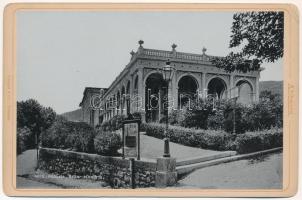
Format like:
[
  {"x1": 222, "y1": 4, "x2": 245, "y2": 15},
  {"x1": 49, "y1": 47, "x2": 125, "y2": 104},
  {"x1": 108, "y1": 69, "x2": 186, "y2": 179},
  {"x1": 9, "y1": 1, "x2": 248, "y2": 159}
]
[{"x1": 79, "y1": 87, "x2": 107, "y2": 127}]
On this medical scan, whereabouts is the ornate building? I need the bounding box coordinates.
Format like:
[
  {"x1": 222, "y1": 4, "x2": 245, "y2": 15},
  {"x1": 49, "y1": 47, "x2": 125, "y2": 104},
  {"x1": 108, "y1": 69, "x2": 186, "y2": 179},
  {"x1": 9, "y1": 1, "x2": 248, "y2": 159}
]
[{"x1": 80, "y1": 40, "x2": 261, "y2": 127}]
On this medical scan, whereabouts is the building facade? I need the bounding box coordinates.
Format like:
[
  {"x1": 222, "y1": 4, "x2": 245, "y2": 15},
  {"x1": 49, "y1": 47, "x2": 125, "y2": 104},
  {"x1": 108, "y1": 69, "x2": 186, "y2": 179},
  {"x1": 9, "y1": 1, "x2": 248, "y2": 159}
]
[{"x1": 80, "y1": 40, "x2": 261, "y2": 127}]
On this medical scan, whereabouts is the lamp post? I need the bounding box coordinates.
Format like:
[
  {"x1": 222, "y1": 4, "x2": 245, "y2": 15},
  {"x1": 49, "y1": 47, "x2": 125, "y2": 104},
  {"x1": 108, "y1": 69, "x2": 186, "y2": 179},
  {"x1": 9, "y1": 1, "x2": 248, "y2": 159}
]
[{"x1": 161, "y1": 60, "x2": 175, "y2": 157}]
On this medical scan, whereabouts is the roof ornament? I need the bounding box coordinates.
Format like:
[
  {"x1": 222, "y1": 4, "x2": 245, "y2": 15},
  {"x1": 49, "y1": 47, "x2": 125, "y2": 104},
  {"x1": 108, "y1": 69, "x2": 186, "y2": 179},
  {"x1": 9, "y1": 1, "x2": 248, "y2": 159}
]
[
  {"x1": 130, "y1": 50, "x2": 135, "y2": 56},
  {"x1": 138, "y1": 40, "x2": 144, "y2": 47},
  {"x1": 172, "y1": 43, "x2": 177, "y2": 51},
  {"x1": 202, "y1": 47, "x2": 207, "y2": 55}
]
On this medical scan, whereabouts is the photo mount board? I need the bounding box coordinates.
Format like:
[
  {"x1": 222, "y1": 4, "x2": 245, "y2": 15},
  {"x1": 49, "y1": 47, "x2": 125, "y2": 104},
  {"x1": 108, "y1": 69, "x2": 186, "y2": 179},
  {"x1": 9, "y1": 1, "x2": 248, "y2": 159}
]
[{"x1": 2, "y1": 3, "x2": 299, "y2": 197}]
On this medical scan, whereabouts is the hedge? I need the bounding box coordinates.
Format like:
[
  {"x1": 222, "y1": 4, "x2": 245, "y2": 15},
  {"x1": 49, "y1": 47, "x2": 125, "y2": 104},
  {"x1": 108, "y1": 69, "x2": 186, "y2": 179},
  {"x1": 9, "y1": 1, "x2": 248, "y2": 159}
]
[
  {"x1": 42, "y1": 118, "x2": 96, "y2": 153},
  {"x1": 233, "y1": 129, "x2": 283, "y2": 153},
  {"x1": 143, "y1": 123, "x2": 283, "y2": 153},
  {"x1": 143, "y1": 123, "x2": 231, "y2": 151}
]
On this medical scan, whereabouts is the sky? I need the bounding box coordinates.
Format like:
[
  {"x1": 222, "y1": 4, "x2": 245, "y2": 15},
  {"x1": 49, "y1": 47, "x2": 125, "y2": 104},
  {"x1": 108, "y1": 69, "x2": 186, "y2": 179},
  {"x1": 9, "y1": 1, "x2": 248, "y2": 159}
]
[{"x1": 16, "y1": 11, "x2": 283, "y2": 114}]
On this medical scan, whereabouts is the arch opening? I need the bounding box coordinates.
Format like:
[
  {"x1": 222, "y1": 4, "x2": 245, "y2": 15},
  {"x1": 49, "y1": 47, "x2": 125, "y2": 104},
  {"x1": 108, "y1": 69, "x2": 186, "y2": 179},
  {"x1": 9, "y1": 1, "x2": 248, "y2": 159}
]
[
  {"x1": 207, "y1": 77, "x2": 227, "y2": 99},
  {"x1": 178, "y1": 75, "x2": 198, "y2": 108},
  {"x1": 145, "y1": 73, "x2": 165, "y2": 122},
  {"x1": 236, "y1": 80, "x2": 253, "y2": 105}
]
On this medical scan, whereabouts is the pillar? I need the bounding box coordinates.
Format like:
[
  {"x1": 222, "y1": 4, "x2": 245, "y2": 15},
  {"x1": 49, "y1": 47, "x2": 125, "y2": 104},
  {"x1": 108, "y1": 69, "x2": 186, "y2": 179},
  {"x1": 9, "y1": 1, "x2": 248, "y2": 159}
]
[
  {"x1": 255, "y1": 76, "x2": 260, "y2": 102},
  {"x1": 129, "y1": 78, "x2": 133, "y2": 113},
  {"x1": 171, "y1": 71, "x2": 178, "y2": 111},
  {"x1": 229, "y1": 74, "x2": 234, "y2": 99},
  {"x1": 137, "y1": 68, "x2": 145, "y2": 121},
  {"x1": 202, "y1": 72, "x2": 207, "y2": 99},
  {"x1": 155, "y1": 156, "x2": 177, "y2": 187}
]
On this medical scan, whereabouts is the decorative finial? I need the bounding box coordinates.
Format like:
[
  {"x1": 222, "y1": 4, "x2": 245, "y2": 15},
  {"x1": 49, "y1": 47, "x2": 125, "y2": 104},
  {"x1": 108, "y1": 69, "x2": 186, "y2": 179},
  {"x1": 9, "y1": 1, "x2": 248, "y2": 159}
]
[
  {"x1": 138, "y1": 40, "x2": 144, "y2": 47},
  {"x1": 130, "y1": 50, "x2": 135, "y2": 56},
  {"x1": 172, "y1": 43, "x2": 177, "y2": 51},
  {"x1": 202, "y1": 47, "x2": 207, "y2": 55}
]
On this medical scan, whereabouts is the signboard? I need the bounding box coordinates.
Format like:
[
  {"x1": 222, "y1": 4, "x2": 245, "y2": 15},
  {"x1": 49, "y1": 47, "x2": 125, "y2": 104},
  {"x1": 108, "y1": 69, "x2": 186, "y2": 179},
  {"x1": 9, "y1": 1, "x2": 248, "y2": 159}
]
[
  {"x1": 122, "y1": 119, "x2": 141, "y2": 160},
  {"x1": 230, "y1": 86, "x2": 239, "y2": 99}
]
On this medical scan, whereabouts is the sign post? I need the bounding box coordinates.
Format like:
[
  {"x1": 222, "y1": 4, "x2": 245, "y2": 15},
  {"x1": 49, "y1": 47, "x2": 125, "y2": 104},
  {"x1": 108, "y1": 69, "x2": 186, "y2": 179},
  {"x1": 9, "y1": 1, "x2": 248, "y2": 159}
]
[{"x1": 122, "y1": 119, "x2": 141, "y2": 160}]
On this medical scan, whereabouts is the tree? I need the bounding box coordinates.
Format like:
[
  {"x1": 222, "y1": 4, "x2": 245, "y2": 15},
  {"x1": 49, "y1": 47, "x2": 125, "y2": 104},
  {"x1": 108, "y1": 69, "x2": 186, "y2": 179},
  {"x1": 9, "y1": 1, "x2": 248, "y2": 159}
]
[
  {"x1": 17, "y1": 99, "x2": 57, "y2": 149},
  {"x1": 212, "y1": 11, "x2": 284, "y2": 72}
]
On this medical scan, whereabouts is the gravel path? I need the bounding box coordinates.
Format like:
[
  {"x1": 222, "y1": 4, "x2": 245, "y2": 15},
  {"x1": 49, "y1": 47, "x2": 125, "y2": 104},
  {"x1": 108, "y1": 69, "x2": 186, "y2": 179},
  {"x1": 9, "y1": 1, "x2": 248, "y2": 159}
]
[{"x1": 140, "y1": 134, "x2": 226, "y2": 160}]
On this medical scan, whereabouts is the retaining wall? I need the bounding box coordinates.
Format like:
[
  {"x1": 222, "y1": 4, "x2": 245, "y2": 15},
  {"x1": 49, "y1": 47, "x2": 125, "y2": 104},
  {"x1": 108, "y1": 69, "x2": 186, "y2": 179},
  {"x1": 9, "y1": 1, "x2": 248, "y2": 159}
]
[{"x1": 38, "y1": 148, "x2": 156, "y2": 188}]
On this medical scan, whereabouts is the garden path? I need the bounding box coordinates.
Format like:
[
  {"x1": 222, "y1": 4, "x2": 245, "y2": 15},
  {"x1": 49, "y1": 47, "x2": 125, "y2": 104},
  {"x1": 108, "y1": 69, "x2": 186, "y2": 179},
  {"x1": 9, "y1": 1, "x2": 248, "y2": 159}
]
[{"x1": 140, "y1": 134, "x2": 227, "y2": 160}]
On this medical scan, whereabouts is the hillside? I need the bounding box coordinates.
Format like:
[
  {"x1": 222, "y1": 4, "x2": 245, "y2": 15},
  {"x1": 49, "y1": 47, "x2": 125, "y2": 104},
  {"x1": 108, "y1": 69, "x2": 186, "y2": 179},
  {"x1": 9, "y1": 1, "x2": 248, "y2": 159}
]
[
  {"x1": 259, "y1": 81, "x2": 283, "y2": 96},
  {"x1": 61, "y1": 108, "x2": 83, "y2": 122}
]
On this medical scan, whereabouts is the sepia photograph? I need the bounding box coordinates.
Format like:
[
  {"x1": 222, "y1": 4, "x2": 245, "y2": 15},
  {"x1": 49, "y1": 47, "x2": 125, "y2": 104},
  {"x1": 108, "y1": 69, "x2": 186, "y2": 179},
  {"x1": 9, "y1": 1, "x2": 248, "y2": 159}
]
[{"x1": 15, "y1": 9, "x2": 284, "y2": 190}]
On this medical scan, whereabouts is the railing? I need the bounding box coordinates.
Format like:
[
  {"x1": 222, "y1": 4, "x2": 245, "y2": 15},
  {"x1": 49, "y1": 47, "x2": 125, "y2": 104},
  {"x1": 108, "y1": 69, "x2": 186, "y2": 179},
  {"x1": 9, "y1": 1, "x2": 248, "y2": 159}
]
[{"x1": 141, "y1": 48, "x2": 214, "y2": 62}]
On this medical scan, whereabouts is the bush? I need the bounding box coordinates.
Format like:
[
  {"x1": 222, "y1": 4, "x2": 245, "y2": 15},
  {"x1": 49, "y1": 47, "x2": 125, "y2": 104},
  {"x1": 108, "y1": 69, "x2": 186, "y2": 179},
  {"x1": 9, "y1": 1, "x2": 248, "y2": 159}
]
[
  {"x1": 42, "y1": 118, "x2": 96, "y2": 153},
  {"x1": 179, "y1": 100, "x2": 213, "y2": 129},
  {"x1": 94, "y1": 131, "x2": 122, "y2": 156},
  {"x1": 143, "y1": 123, "x2": 231, "y2": 151},
  {"x1": 234, "y1": 129, "x2": 283, "y2": 153},
  {"x1": 169, "y1": 93, "x2": 282, "y2": 133},
  {"x1": 100, "y1": 114, "x2": 126, "y2": 131},
  {"x1": 144, "y1": 122, "x2": 283, "y2": 153},
  {"x1": 17, "y1": 127, "x2": 32, "y2": 154},
  {"x1": 223, "y1": 101, "x2": 248, "y2": 134},
  {"x1": 132, "y1": 111, "x2": 144, "y2": 120},
  {"x1": 207, "y1": 110, "x2": 224, "y2": 130}
]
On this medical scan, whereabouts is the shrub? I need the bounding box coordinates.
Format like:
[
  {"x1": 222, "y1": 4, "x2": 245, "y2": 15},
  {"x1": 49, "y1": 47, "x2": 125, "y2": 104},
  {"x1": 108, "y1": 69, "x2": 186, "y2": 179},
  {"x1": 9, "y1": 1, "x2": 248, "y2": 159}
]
[
  {"x1": 42, "y1": 118, "x2": 96, "y2": 153},
  {"x1": 234, "y1": 129, "x2": 283, "y2": 153},
  {"x1": 144, "y1": 122, "x2": 283, "y2": 153},
  {"x1": 207, "y1": 110, "x2": 224, "y2": 130},
  {"x1": 132, "y1": 111, "x2": 144, "y2": 120},
  {"x1": 17, "y1": 127, "x2": 32, "y2": 154},
  {"x1": 244, "y1": 100, "x2": 283, "y2": 131},
  {"x1": 94, "y1": 131, "x2": 122, "y2": 156},
  {"x1": 167, "y1": 109, "x2": 185, "y2": 125},
  {"x1": 179, "y1": 100, "x2": 213, "y2": 129},
  {"x1": 223, "y1": 101, "x2": 248, "y2": 134},
  {"x1": 143, "y1": 122, "x2": 231, "y2": 151},
  {"x1": 101, "y1": 114, "x2": 126, "y2": 131}
]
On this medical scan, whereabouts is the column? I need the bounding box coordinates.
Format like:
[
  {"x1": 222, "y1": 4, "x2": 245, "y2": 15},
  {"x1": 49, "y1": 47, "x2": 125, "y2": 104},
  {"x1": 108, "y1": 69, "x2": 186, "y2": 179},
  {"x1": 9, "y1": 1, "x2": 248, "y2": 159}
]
[
  {"x1": 229, "y1": 74, "x2": 234, "y2": 99},
  {"x1": 197, "y1": 74, "x2": 202, "y2": 100},
  {"x1": 129, "y1": 77, "x2": 133, "y2": 113},
  {"x1": 171, "y1": 72, "x2": 178, "y2": 111},
  {"x1": 255, "y1": 76, "x2": 260, "y2": 102},
  {"x1": 202, "y1": 72, "x2": 207, "y2": 99},
  {"x1": 137, "y1": 68, "x2": 145, "y2": 121}
]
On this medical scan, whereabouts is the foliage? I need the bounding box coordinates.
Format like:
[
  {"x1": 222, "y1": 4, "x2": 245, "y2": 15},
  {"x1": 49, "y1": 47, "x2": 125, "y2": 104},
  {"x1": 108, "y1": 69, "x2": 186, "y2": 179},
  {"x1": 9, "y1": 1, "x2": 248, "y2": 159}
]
[
  {"x1": 144, "y1": 122, "x2": 231, "y2": 151},
  {"x1": 207, "y1": 109, "x2": 224, "y2": 130},
  {"x1": 244, "y1": 91, "x2": 283, "y2": 131},
  {"x1": 168, "y1": 109, "x2": 186, "y2": 125},
  {"x1": 168, "y1": 94, "x2": 282, "y2": 133},
  {"x1": 42, "y1": 117, "x2": 96, "y2": 153},
  {"x1": 212, "y1": 11, "x2": 284, "y2": 72},
  {"x1": 132, "y1": 111, "x2": 144, "y2": 120},
  {"x1": 222, "y1": 101, "x2": 248, "y2": 134},
  {"x1": 177, "y1": 99, "x2": 215, "y2": 129},
  {"x1": 144, "y1": 122, "x2": 282, "y2": 153},
  {"x1": 17, "y1": 127, "x2": 32, "y2": 154},
  {"x1": 94, "y1": 130, "x2": 122, "y2": 156},
  {"x1": 233, "y1": 129, "x2": 283, "y2": 153},
  {"x1": 100, "y1": 114, "x2": 126, "y2": 131},
  {"x1": 17, "y1": 99, "x2": 57, "y2": 149}
]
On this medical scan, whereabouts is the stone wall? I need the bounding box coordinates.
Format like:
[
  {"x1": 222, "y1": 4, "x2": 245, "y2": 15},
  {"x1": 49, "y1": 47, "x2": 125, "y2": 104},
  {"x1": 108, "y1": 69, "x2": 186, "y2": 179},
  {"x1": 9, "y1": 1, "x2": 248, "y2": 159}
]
[{"x1": 38, "y1": 148, "x2": 156, "y2": 188}]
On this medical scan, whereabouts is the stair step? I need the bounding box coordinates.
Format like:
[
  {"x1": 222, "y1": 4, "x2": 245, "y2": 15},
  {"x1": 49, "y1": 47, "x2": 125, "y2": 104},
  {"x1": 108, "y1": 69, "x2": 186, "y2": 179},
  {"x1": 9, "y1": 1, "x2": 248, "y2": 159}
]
[
  {"x1": 176, "y1": 147, "x2": 283, "y2": 178},
  {"x1": 176, "y1": 151, "x2": 237, "y2": 166}
]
